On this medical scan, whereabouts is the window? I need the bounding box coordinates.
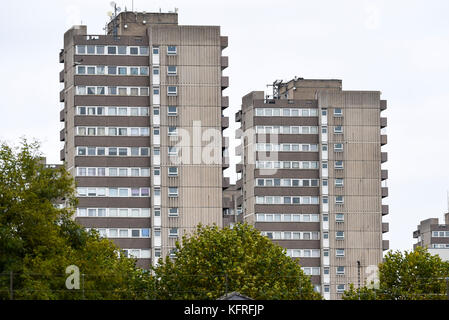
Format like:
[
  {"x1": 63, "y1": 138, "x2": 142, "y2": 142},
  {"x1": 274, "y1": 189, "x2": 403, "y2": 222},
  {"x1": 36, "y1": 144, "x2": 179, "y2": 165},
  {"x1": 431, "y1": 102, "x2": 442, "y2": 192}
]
[
  {"x1": 336, "y1": 213, "x2": 345, "y2": 223},
  {"x1": 334, "y1": 126, "x2": 343, "y2": 134},
  {"x1": 107, "y1": 66, "x2": 117, "y2": 75},
  {"x1": 335, "y1": 161, "x2": 344, "y2": 169},
  {"x1": 336, "y1": 265, "x2": 351, "y2": 275},
  {"x1": 107, "y1": 46, "x2": 116, "y2": 54},
  {"x1": 168, "y1": 187, "x2": 178, "y2": 197},
  {"x1": 141, "y1": 168, "x2": 150, "y2": 177},
  {"x1": 167, "y1": 86, "x2": 177, "y2": 96},
  {"x1": 336, "y1": 231, "x2": 344, "y2": 240},
  {"x1": 140, "y1": 87, "x2": 149, "y2": 96},
  {"x1": 335, "y1": 178, "x2": 344, "y2": 187},
  {"x1": 167, "y1": 45, "x2": 177, "y2": 55},
  {"x1": 167, "y1": 66, "x2": 177, "y2": 75},
  {"x1": 168, "y1": 208, "x2": 179, "y2": 217},
  {"x1": 141, "y1": 229, "x2": 150, "y2": 237},
  {"x1": 334, "y1": 108, "x2": 343, "y2": 117},
  {"x1": 118, "y1": 46, "x2": 127, "y2": 55},
  {"x1": 335, "y1": 196, "x2": 344, "y2": 205},
  {"x1": 168, "y1": 167, "x2": 178, "y2": 176},
  {"x1": 130, "y1": 47, "x2": 139, "y2": 55},
  {"x1": 140, "y1": 47, "x2": 149, "y2": 55},
  {"x1": 168, "y1": 127, "x2": 178, "y2": 136},
  {"x1": 96, "y1": 46, "x2": 104, "y2": 54},
  {"x1": 131, "y1": 229, "x2": 140, "y2": 237},
  {"x1": 336, "y1": 284, "x2": 345, "y2": 293},
  {"x1": 140, "y1": 67, "x2": 149, "y2": 75},
  {"x1": 140, "y1": 188, "x2": 150, "y2": 197},
  {"x1": 96, "y1": 66, "x2": 105, "y2": 75},
  {"x1": 168, "y1": 146, "x2": 177, "y2": 156},
  {"x1": 152, "y1": 46, "x2": 159, "y2": 55},
  {"x1": 77, "y1": 66, "x2": 86, "y2": 74},
  {"x1": 76, "y1": 45, "x2": 86, "y2": 54},
  {"x1": 141, "y1": 147, "x2": 149, "y2": 156},
  {"x1": 168, "y1": 106, "x2": 177, "y2": 116},
  {"x1": 336, "y1": 249, "x2": 345, "y2": 257},
  {"x1": 119, "y1": 229, "x2": 128, "y2": 237},
  {"x1": 119, "y1": 188, "x2": 129, "y2": 197},
  {"x1": 169, "y1": 228, "x2": 178, "y2": 237},
  {"x1": 87, "y1": 147, "x2": 96, "y2": 156},
  {"x1": 334, "y1": 143, "x2": 344, "y2": 152},
  {"x1": 97, "y1": 147, "x2": 105, "y2": 156}
]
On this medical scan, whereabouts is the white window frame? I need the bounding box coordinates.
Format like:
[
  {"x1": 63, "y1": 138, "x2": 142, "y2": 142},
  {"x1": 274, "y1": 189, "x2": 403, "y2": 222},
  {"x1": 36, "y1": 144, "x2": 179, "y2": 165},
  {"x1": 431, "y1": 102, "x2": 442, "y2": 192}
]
[
  {"x1": 167, "y1": 86, "x2": 178, "y2": 96},
  {"x1": 167, "y1": 45, "x2": 177, "y2": 55},
  {"x1": 168, "y1": 187, "x2": 178, "y2": 197}
]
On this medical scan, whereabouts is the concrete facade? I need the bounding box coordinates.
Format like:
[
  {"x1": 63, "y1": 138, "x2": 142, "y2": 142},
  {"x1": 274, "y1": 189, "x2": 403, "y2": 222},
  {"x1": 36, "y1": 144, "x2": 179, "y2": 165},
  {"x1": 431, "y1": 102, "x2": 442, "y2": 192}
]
[
  {"x1": 235, "y1": 78, "x2": 388, "y2": 299},
  {"x1": 60, "y1": 11, "x2": 228, "y2": 268},
  {"x1": 413, "y1": 213, "x2": 449, "y2": 261}
]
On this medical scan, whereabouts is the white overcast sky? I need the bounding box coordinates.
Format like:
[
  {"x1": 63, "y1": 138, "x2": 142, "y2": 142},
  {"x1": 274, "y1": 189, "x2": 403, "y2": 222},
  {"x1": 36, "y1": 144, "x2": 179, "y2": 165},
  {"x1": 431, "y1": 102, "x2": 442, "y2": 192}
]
[{"x1": 1, "y1": 0, "x2": 449, "y2": 253}]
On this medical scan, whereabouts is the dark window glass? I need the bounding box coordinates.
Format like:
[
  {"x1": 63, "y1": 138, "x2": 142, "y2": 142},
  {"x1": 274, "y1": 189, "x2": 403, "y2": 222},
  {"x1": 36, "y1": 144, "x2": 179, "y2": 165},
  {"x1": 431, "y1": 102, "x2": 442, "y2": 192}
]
[{"x1": 108, "y1": 66, "x2": 117, "y2": 75}]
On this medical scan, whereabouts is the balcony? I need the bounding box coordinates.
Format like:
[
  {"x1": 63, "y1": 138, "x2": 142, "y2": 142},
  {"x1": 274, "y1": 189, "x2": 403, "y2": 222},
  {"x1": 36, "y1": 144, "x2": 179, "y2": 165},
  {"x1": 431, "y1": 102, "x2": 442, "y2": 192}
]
[
  {"x1": 236, "y1": 178, "x2": 243, "y2": 190},
  {"x1": 382, "y1": 205, "x2": 389, "y2": 216},
  {"x1": 59, "y1": 49, "x2": 64, "y2": 63},
  {"x1": 59, "y1": 70, "x2": 64, "y2": 83},
  {"x1": 236, "y1": 195, "x2": 243, "y2": 206},
  {"x1": 221, "y1": 116, "x2": 229, "y2": 129},
  {"x1": 236, "y1": 163, "x2": 243, "y2": 173},
  {"x1": 59, "y1": 89, "x2": 65, "y2": 102},
  {"x1": 60, "y1": 148, "x2": 65, "y2": 161},
  {"x1": 380, "y1": 117, "x2": 387, "y2": 128},
  {"x1": 221, "y1": 76, "x2": 229, "y2": 89},
  {"x1": 222, "y1": 136, "x2": 229, "y2": 150},
  {"x1": 220, "y1": 36, "x2": 228, "y2": 50},
  {"x1": 381, "y1": 187, "x2": 389, "y2": 198},
  {"x1": 382, "y1": 240, "x2": 389, "y2": 251},
  {"x1": 60, "y1": 109, "x2": 65, "y2": 122},
  {"x1": 380, "y1": 100, "x2": 387, "y2": 111},
  {"x1": 235, "y1": 110, "x2": 242, "y2": 122},
  {"x1": 223, "y1": 177, "x2": 230, "y2": 189},
  {"x1": 381, "y1": 134, "x2": 387, "y2": 146},
  {"x1": 223, "y1": 197, "x2": 232, "y2": 209},
  {"x1": 221, "y1": 56, "x2": 229, "y2": 70},
  {"x1": 381, "y1": 152, "x2": 388, "y2": 163},
  {"x1": 222, "y1": 96, "x2": 229, "y2": 110},
  {"x1": 235, "y1": 128, "x2": 242, "y2": 139},
  {"x1": 382, "y1": 222, "x2": 389, "y2": 233},
  {"x1": 381, "y1": 170, "x2": 388, "y2": 180},
  {"x1": 60, "y1": 129, "x2": 65, "y2": 142},
  {"x1": 222, "y1": 156, "x2": 229, "y2": 169},
  {"x1": 235, "y1": 144, "x2": 242, "y2": 156},
  {"x1": 413, "y1": 230, "x2": 420, "y2": 239}
]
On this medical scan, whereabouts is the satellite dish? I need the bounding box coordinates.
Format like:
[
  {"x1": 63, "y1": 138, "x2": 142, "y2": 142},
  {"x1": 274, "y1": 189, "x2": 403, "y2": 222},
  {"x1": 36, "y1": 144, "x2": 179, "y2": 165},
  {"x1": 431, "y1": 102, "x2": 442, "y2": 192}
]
[
  {"x1": 116, "y1": 6, "x2": 121, "y2": 12},
  {"x1": 110, "y1": 1, "x2": 116, "y2": 7}
]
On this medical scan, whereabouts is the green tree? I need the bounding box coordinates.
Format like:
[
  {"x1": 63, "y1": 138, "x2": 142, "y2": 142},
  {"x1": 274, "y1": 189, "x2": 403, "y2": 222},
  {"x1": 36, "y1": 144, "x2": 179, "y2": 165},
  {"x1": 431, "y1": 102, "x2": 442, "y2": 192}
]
[
  {"x1": 0, "y1": 139, "x2": 154, "y2": 299},
  {"x1": 343, "y1": 246, "x2": 449, "y2": 300},
  {"x1": 152, "y1": 223, "x2": 322, "y2": 300}
]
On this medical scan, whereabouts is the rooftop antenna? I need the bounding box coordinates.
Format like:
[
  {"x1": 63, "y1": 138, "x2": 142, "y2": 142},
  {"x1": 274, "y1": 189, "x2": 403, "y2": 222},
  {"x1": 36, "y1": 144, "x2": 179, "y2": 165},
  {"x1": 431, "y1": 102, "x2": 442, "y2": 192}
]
[
  {"x1": 267, "y1": 80, "x2": 285, "y2": 99},
  {"x1": 110, "y1": 1, "x2": 122, "y2": 39}
]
